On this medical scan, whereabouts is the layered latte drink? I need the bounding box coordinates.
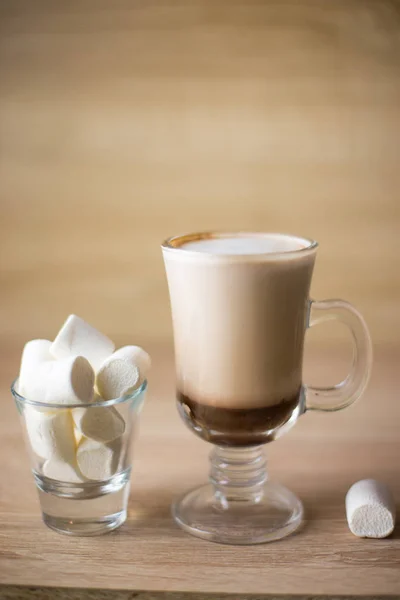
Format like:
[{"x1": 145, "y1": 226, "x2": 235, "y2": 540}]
[{"x1": 162, "y1": 233, "x2": 317, "y2": 446}]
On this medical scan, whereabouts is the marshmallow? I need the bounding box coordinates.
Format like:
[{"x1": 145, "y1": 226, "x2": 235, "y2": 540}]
[
  {"x1": 50, "y1": 314, "x2": 115, "y2": 371},
  {"x1": 18, "y1": 339, "x2": 52, "y2": 396},
  {"x1": 72, "y1": 404, "x2": 125, "y2": 443},
  {"x1": 43, "y1": 456, "x2": 85, "y2": 483},
  {"x1": 114, "y1": 346, "x2": 151, "y2": 382},
  {"x1": 25, "y1": 408, "x2": 76, "y2": 461},
  {"x1": 96, "y1": 346, "x2": 150, "y2": 400},
  {"x1": 74, "y1": 426, "x2": 83, "y2": 446},
  {"x1": 21, "y1": 355, "x2": 94, "y2": 405},
  {"x1": 76, "y1": 437, "x2": 121, "y2": 481},
  {"x1": 346, "y1": 479, "x2": 396, "y2": 538}
]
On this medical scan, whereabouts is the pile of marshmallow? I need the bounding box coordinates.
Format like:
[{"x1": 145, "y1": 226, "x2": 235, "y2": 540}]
[{"x1": 18, "y1": 315, "x2": 150, "y2": 484}]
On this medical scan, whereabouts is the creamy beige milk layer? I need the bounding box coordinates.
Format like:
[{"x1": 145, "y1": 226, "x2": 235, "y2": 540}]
[{"x1": 163, "y1": 234, "x2": 316, "y2": 410}]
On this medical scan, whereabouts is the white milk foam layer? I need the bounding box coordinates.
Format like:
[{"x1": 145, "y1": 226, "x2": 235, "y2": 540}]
[{"x1": 181, "y1": 234, "x2": 310, "y2": 255}]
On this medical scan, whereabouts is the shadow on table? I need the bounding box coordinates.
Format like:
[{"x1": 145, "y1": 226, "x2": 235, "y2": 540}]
[{"x1": 125, "y1": 487, "x2": 177, "y2": 534}]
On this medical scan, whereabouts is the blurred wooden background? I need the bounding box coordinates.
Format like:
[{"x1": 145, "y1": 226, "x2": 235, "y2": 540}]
[{"x1": 0, "y1": 0, "x2": 399, "y2": 349}]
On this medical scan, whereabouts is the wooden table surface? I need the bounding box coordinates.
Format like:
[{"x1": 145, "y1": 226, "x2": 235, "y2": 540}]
[{"x1": 0, "y1": 343, "x2": 399, "y2": 597}]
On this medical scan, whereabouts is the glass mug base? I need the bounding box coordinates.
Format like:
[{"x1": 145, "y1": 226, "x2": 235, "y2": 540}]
[
  {"x1": 172, "y1": 445, "x2": 303, "y2": 545},
  {"x1": 173, "y1": 481, "x2": 303, "y2": 545}
]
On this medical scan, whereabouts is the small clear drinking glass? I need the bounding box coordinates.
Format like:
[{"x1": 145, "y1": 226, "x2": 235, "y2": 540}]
[{"x1": 11, "y1": 379, "x2": 146, "y2": 536}]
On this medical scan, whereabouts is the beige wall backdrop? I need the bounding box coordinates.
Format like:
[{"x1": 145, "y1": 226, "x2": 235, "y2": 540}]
[{"x1": 0, "y1": 0, "x2": 399, "y2": 348}]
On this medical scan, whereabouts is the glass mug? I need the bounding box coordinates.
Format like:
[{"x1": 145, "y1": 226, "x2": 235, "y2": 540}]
[{"x1": 162, "y1": 232, "x2": 372, "y2": 544}]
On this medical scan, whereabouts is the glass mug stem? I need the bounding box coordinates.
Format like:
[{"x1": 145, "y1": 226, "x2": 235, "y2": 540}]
[
  {"x1": 210, "y1": 445, "x2": 268, "y2": 506},
  {"x1": 306, "y1": 299, "x2": 373, "y2": 411}
]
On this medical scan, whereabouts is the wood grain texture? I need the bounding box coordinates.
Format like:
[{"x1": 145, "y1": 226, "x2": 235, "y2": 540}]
[
  {"x1": 0, "y1": 592, "x2": 396, "y2": 600},
  {"x1": 0, "y1": 0, "x2": 399, "y2": 346},
  {"x1": 0, "y1": 344, "x2": 399, "y2": 595}
]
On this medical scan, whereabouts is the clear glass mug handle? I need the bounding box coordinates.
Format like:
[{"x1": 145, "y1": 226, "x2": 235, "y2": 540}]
[{"x1": 306, "y1": 299, "x2": 373, "y2": 411}]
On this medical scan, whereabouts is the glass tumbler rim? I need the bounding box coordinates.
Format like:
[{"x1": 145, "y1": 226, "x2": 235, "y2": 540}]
[{"x1": 11, "y1": 377, "x2": 147, "y2": 410}]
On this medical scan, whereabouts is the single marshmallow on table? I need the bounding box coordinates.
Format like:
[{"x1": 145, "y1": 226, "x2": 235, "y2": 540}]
[
  {"x1": 43, "y1": 456, "x2": 85, "y2": 484},
  {"x1": 50, "y1": 314, "x2": 115, "y2": 371},
  {"x1": 346, "y1": 479, "x2": 396, "y2": 538},
  {"x1": 20, "y1": 352, "x2": 94, "y2": 405},
  {"x1": 25, "y1": 407, "x2": 76, "y2": 462},
  {"x1": 72, "y1": 397, "x2": 125, "y2": 443},
  {"x1": 76, "y1": 437, "x2": 121, "y2": 481},
  {"x1": 96, "y1": 346, "x2": 151, "y2": 400}
]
